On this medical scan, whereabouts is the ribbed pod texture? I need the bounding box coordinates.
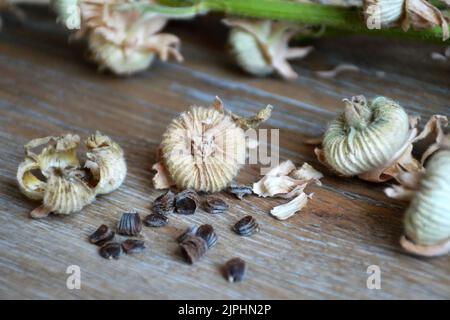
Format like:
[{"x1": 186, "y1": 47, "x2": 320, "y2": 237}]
[
  {"x1": 404, "y1": 150, "x2": 450, "y2": 246},
  {"x1": 161, "y1": 107, "x2": 246, "y2": 193},
  {"x1": 323, "y1": 97, "x2": 410, "y2": 176}
]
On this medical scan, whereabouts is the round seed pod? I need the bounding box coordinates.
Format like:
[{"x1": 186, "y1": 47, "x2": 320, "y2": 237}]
[
  {"x1": 401, "y1": 149, "x2": 450, "y2": 257},
  {"x1": 160, "y1": 106, "x2": 246, "y2": 193},
  {"x1": 321, "y1": 96, "x2": 410, "y2": 177},
  {"x1": 85, "y1": 131, "x2": 127, "y2": 195}
]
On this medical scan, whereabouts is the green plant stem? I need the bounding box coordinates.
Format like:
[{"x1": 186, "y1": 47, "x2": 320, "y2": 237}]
[{"x1": 122, "y1": 0, "x2": 449, "y2": 41}]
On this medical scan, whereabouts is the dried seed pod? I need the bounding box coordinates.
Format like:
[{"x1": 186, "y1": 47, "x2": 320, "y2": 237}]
[
  {"x1": 180, "y1": 235, "x2": 208, "y2": 264},
  {"x1": 143, "y1": 213, "x2": 169, "y2": 228},
  {"x1": 223, "y1": 18, "x2": 313, "y2": 79},
  {"x1": 318, "y1": 96, "x2": 411, "y2": 179},
  {"x1": 85, "y1": 131, "x2": 127, "y2": 195},
  {"x1": 196, "y1": 224, "x2": 218, "y2": 248},
  {"x1": 117, "y1": 212, "x2": 142, "y2": 236},
  {"x1": 228, "y1": 185, "x2": 253, "y2": 200},
  {"x1": 99, "y1": 242, "x2": 122, "y2": 260},
  {"x1": 175, "y1": 189, "x2": 199, "y2": 215},
  {"x1": 224, "y1": 257, "x2": 246, "y2": 283},
  {"x1": 401, "y1": 149, "x2": 450, "y2": 257},
  {"x1": 122, "y1": 239, "x2": 146, "y2": 254},
  {"x1": 153, "y1": 97, "x2": 272, "y2": 192},
  {"x1": 204, "y1": 196, "x2": 229, "y2": 214},
  {"x1": 177, "y1": 224, "x2": 198, "y2": 243},
  {"x1": 152, "y1": 190, "x2": 175, "y2": 215},
  {"x1": 89, "y1": 224, "x2": 115, "y2": 246},
  {"x1": 233, "y1": 215, "x2": 260, "y2": 236}
]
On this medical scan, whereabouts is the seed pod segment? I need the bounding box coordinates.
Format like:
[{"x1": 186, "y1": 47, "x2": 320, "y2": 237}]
[
  {"x1": 99, "y1": 242, "x2": 122, "y2": 260},
  {"x1": 224, "y1": 257, "x2": 247, "y2": 283},
  {"x1": 179, "y1": 235, "x2": 208, "y2": 264},
  {"x1": 205, "y1": 196, "x2": 229, "y2": 214},
  {"x1": 117, "y1": 212, "x2": 142, "y2": 236},
  {"x1": 89, "y1": 224, "x2": 115, "y2": 246},
  {"x1": 143, "y1": 213, "x2": 169, "y2": 228},
  {"x1": 233, "y1": 215, "x2": 260, "y2": 236},
  {"x1": 196, "y1": 224, "x2": 218, "y2": 248},
  {"x1": 175, "y1": 189, "x2": 200, "y2": 215},
  {"x1": 122, "y1": 239, "x2": 146, "y2": 254}
]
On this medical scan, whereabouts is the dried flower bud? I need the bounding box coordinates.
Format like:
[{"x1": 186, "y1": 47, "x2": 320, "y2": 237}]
[
  {"x1": 318, "y1": 96, "x2": 411, "y2": 178},
  {"x1": 400, "y1": 148, "x2": 450, "y2": 257},
  {"x1": 153, "y1": 97, "x2": 272, "y2": 192},
  {"x1": 82, "y1": 2, "x2": 183, "y2": 75},
  {"x1": 364, "y1": 0, "x2": 449, "y2": 40},
  {"x1": 85, "y1": 131, "x2": 127, "y2": 195},
  {"x1": 223, "y1": 18, "x2": 313, "y2": 79}
]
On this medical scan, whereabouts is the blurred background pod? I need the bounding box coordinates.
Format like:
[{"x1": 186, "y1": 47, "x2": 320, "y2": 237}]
[
  {"x1": 401, "y1": 147, "x2": 450, "y2": 257},
  {"x1": 320, "y1": 96, "x2": 410, "y2": 177},
  {"x1": 51, "y1": 0, "x2": 81, "y2": 30}
]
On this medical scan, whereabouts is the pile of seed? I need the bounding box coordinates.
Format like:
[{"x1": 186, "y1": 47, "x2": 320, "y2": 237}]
[
  {"x1": 88, "y1": 212, "x2": 146, "y2": 260},
  {"x1": 89, "y1": 186, "x2": 255, "y2": 282}
]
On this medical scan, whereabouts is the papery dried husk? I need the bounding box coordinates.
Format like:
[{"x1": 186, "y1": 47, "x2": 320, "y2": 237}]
[
  {"x1": 32, "y1": 167, "x2": 95, "y2": 218},
  {"x1": 364, "y1": 0, "x2": 406, "y2": 27},
  {"x1": 223, "y1": 18, "x2": 313, "y2": 80},
  {"x1": 253, "y1": 160, "x2": 322, "y2": 198},
  {"x1": 17, "y1": 134, "x2": 81, "y2": 200},
  {"x1": 51, "y1": 0, "x2": 81, "y2": 29},
  {"x1": 320, "y1": 96, "x2": 411, "y2": 178},
  {"x1": 85, "y1": 131, "x2": 126, "y2": 195},
  {"x1": 270, "y1": 192, "x2": 312, "y2": 220},
  {"x1": 401, "y1": 149, "x2": 450, "y2": 257}
]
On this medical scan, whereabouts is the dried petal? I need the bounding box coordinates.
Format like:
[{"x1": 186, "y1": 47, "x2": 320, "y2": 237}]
[
  {"x1": 228, "y1": 184, "x2": 253, "y2": 200},
  {"x1": 233, "y1": 216, "x2": 259, "y2": 236},
  {"x1": 99, "y1": 242, "x2": 122, "y2": 260},
  {"x1": 179, "y1": 235, "x2": 208, "y2": 264},
  {"x1": 143, "y1": 213, "x2": 169, "y2": 228},
  {"x1": 204, "y1": 196, "x2": 229, "y2": 214},
  {"x1": 196, "y1": 224, "x2": 218, "y2": 248},
  {"x1": 122, "y1": 239, "x2": 146, "y2": 254},
  {"x1": 89, "y1": 224, "x2": 115, "y2": 246},
  {"x1": 270, "y1": 192, "x2": 311, "y2": 220},
  {"x1": 290, "y1": 162, "x2": 324, "y2": 183},
  {"x1": 152, "y1": 190, "x2": 175, "y2": 215},
  {"x1": 224, "y1": 257, "x2": 246, "y2": 283},
  {"x1": 175, "y1": 189, "x2": 199, "y2": 215},
  {"x1": 117, "y1": 212, "x2": 142, "y2": 236}
]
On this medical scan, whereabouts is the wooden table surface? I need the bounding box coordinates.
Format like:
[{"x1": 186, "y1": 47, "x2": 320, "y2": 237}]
[{"x1": 1, "y1": 7, "x2": 449, "y2": 300}]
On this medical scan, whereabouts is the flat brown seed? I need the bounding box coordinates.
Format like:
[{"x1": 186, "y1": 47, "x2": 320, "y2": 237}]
[
  {"x1": 180, "y1": 235, "x2": 208, "y2": 264},
  {"x1": 177, "y1": 224, "x2": 198, "y2": 243},
  {"x1": 143, "y1": 213, "x2": 168, "y2": 228},
  {"x1": 228, "y1": 185, "x2": 253, "y2": 200},
  {"x1": 196, "y1": 224, "x2": 218, "y2": 248},
  {"x1": 233, "y1": 215, "x2": 259, "y2": 236},
  {"x1": 89, "y1": 224, "x2": 115, "y2": 246},
  {"x1": 225, "y1": 257, "x2": 246, "y2": 282},
  {"x1": 117, "y1": 212, "x2": 142, "y2": 236},
  {"x1": 175, "y1": 189, "x2": 199, "y2": 215},
  {"x1": 205, "y1": 196, "x2": 229, "y2": 214},
  {"x1": 122, "y1": 239, "x2": 146, "y2": 254},
  {"x1": 99, "y1": 242, "x2": 122, "y2": 260},
  {"x1": 152, "y1": 190, "x2": 175, "y2": 215}
]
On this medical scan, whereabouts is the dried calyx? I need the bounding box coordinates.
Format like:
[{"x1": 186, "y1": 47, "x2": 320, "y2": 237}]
[
  {"x1": 399, "y1": 136, "x2": 450, "y2": 257},
  {"x1": 223, "y1": 18, "x2": 314, "y2": 80},
  {"x1": 17, "y1": 132, "x2": 126, "y2": 218},
  {"x1": 52, "y1": 0, "x2": 183, "y2": 75},
  {"x1": 315, "y1": 95, "x2": 448, "y2": 184},
  {"x1": 363, "y1": 0, "x2": 449, "y2": 40},
  {"x1": 153, "y1": 96, "x2": 273, "y2": 193}
]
